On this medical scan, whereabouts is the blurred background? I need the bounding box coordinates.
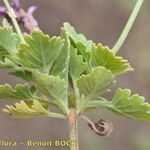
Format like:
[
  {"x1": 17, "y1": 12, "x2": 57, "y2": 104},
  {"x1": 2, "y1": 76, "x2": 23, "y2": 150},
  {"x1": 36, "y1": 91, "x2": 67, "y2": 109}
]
[{"x1": 0, "y1": 0, "x2": 150, "y2": 149}]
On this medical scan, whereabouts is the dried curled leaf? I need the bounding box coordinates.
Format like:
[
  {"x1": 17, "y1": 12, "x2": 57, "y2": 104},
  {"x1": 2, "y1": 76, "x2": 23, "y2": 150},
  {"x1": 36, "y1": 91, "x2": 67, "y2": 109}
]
[{"x1": 88, "y1": 119, "x2": 113, "y2": 137}]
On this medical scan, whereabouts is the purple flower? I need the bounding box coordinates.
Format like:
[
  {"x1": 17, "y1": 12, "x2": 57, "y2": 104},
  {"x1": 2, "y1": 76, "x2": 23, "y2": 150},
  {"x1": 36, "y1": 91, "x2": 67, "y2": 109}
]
[
  {"x1": 0, "y1": 6, "x2": 7, "y2": 15},
  {"x1": 0, "y1": 0, "x2": 20, "y2": 15},
  {"x1": 11, "y1": 0, "x2": 21, "y2": 11},
  {"x1": 27, "y1": 6, "x2": 37, "y2": 15},
  {"x1": 0, "y1": 0, "x2": 38, "y2": 32}
]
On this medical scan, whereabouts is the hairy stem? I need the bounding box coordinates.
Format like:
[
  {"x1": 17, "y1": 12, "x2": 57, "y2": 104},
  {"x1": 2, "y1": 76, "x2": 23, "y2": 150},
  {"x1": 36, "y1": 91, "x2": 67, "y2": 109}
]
[
  {"x1": 3, "y1": 0, "x2": 25, "y2": 43},
  {"x1": 112, "y1": 0, "x2": 144, "y2": 53},
  {"x1": 68, "y1": 109, "x2": 79, "y2": 150},
  {"x1": 61, "y1": 29, "x2": 70, "y2": 111},
  {"x1": 72, "y1": 78, "x2": 80, "y2": 112}
]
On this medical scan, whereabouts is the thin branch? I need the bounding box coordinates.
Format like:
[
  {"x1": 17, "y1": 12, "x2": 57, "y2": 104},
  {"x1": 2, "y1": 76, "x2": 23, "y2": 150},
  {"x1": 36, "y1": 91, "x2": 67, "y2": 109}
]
[
  {"x1": 112, "y1": 0, "x2": 144, "y2": 53},
  {"x1": 3, "y1": 0, "x2": 25, "y2": 43}
]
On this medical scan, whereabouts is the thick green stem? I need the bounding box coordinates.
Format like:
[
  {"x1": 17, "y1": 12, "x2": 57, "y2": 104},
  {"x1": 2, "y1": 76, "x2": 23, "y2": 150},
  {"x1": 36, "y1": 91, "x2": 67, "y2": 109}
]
[
  {"x1": 3, "y1": 0, "x2": 25, "y2": 43},
  {"x1": 112, "y1": 0, "x2": 144, "y2": 53},
  {"x1": 72, "y1": 78, "x2": 80, "y2": 112},
  {"x1": 68, "y1": 109, "x2": 79, "y2": 150}
]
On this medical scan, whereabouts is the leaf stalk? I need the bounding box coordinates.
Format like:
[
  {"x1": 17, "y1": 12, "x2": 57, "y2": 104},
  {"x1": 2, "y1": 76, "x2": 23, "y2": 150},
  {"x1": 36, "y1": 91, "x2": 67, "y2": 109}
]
[{"x1": 112, "y1": 0, "x2": 144, "y2": 53}]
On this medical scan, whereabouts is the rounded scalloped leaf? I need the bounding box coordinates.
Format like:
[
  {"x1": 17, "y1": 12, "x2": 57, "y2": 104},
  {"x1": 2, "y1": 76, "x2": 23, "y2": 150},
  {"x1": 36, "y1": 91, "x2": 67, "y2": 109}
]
[
  {"x1": 110, "y1": 88, "x2": 150, "y2": 121},
  {"x1": 91, "y1": 44, "x2": 133, "y2": 74},
  {"x1": 77, "y1": 66, "x2": 115, "y2": 98},
  {"x1": 3, "y1": 100, "x2": 50, "y2": 119},
  {"x1": 17, "y1": 30, "x2": 64, "y2": 73}
]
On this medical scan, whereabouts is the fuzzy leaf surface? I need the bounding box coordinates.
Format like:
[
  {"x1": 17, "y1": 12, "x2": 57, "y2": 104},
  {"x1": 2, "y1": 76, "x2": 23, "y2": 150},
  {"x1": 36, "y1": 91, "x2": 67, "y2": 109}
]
[
  {"x1": 50, "y1": 44, "x2": 67, "y2": 77},
  {"x1": 17, "y1": 31, "x2": 64, "y2": 73},
  {"x1": 0, "y1": 58, "x2": 15, "y2": 68},
  {"x1": 110, "y1": 89, "x2": 150, "y2": 120},
  {"x1": 0, "y1": 19, "x2": 20, "y2": 55},
  {"x1": 9, "y1": 70, "x2": 34, "y2": 81},
  {"x1": 77, "y1": 66, "x2": 115, "y2": 99},
  {"x1": 88, "y1": 89, "x2": 150, "y2": 121},
  {"x1": 0, "y1": 84, "x2": 37, "y2": 100},
  {"x1": 63, "y1": 22, "x2": 93, "y2": 60},
  {"x1": 35, "y1": 73, "x2": 68, "y2": 113},
  {"x1": 3, "y1": 100, "x2": 49, "y2": 119},
  {"x1": 91, "y1": 44, "x2": 132, "y2": 74},
  {"x1": 51, "y1": 28, "x2": 69, "y2": 78},
  {"x1": 70, "y1": 46, "x2": 87, "y2": 79}
]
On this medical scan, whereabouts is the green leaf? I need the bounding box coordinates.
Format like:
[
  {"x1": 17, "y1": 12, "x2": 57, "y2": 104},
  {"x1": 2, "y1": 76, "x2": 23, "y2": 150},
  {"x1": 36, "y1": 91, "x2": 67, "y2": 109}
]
[
  {"x1": 0, "y1": 84, "x2": 37, "y2": 101},
  {"x1": 91, "y1": 44, "x2": 132, "y2": 74},
  {"x1": 50, "y1": 43, "x2": 67, "y2": 77},
  {"x1": 0, "y1": 58, "x2": 15, "y2": 68},
  {"x1": 50, "y1": 28, "x2": 69, "y2": 78},
  {"x1": 77, "y1": 66, "x2": 115, "y2": 99},
  {"x1": 70, "y1": 46, "x2": 87, "y2": 79},
  {"x1": 9, "y1": 70, "x2": 34, "y2": 81},
  {"x1": 34, "y1": 73, "x2": 69, "y2": 114},
  {"x1": 110, "y1": 89, "x2": 150, "y2": 121},
  {"x1": 3, "y1": 100, "x2": 48, "y2": 119},
  {"x1": 63, "y1": 22, "x2": 93, "y2": 61},
  {"x1": 68, "y1": 93, "x2": 76, "y2": 109},
  {"x1": 0, "y1": 19, "x2": 20, "y2": 55},
  {"x1": 17, "y1": 30, "x2": 64, "y2": 73},
  {"x1": 3, "y1": 100, "x2": 65, "y2": 119},
  {"x1": 88, "y1": 89, "x2": 150, "y2": 121}
]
